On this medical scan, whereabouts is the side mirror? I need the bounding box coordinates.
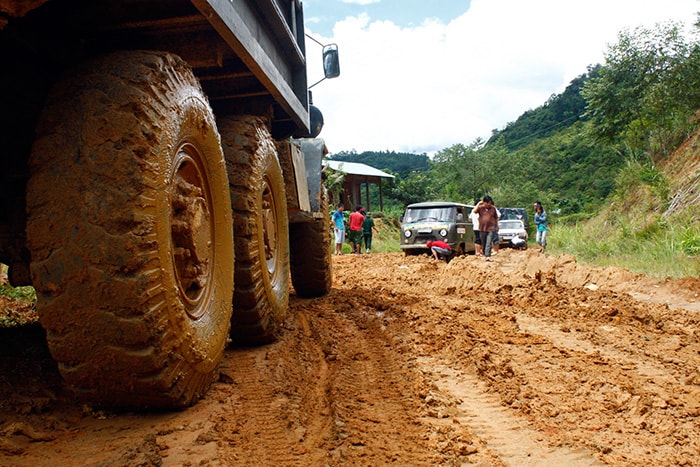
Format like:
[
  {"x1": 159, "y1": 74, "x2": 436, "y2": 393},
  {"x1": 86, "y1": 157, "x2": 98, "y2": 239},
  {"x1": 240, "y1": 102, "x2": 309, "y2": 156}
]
[{"x1": 323, "y1": 44, "x2": 340, "y2": 79}]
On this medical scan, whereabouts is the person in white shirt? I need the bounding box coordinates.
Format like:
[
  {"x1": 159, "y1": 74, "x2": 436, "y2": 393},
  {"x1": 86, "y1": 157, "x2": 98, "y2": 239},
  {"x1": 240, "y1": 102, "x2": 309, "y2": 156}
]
[{"x1": 468, "y1": 207, "x2": 482, "y2": 256}]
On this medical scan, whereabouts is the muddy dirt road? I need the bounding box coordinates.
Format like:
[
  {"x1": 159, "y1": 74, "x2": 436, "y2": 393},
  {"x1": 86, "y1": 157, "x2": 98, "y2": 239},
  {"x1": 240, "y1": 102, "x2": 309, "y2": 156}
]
[{"x1": 1, "y1": 250, "x2": 699, "y2": 466}]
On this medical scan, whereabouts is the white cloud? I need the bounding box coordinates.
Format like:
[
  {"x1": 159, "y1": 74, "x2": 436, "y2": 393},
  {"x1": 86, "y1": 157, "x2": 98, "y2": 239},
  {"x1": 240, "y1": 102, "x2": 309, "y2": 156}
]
[
  {"x1": 341, "y1": 0, "x2": 381, "y2": 5},
  {"x1": 306, "y1": 0, "x2": 700, "y2": 155}
]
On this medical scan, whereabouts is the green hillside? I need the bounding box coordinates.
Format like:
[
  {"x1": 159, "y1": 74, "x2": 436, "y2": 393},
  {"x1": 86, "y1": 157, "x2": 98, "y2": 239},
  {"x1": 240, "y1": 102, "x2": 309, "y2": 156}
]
[{"x1": 488, "y1": 70, "x2": 591, "y2": 151}]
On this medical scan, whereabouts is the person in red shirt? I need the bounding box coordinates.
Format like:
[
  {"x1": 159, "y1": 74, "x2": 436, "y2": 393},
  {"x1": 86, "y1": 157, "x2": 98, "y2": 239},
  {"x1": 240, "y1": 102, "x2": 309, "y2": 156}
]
[
  {"x1": 348, "y1": 205, "x2": 365, "y2": 254},
  {"x1": 426, "y1": 240, "x2": 452, "y2": 262}
]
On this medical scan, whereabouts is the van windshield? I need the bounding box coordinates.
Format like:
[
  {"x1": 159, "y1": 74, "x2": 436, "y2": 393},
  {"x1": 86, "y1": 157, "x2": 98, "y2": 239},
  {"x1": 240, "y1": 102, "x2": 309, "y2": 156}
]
[{"x1": 403, "y1": 207, "x2": 454, "y2": 223}]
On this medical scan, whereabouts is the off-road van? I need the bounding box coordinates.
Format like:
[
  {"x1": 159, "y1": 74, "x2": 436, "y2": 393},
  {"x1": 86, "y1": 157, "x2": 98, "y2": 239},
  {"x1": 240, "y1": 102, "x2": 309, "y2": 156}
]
[
  {"x1": 400, "y1": 202, "x2": 475, "y2": 256},
  {"x1": 499, "y1": 207, "x2": 529, "y2": 230}
]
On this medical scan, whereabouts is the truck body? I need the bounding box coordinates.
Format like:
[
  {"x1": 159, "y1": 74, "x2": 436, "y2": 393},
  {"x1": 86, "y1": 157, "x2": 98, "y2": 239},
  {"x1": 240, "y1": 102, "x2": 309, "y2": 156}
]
[{"x1": 0, "y1": 0, "x2": 333, "y2": 408}]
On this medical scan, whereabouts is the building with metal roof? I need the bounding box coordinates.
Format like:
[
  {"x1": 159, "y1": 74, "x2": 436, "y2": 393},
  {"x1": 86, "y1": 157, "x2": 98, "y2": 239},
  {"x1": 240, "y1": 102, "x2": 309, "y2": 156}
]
[{"x1": 323, "y1": 160, "x2": 394, "y2": 212}]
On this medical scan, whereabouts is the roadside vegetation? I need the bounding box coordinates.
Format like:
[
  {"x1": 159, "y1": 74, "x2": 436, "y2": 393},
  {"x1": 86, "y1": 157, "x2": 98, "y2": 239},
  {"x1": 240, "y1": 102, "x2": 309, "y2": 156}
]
[
  {"x1": 0, "y1": 264, "x2": 37, "y2": 326},
  {"x1": 550, "y1": 222, "x2": 699, "y2": 279},
  {"x1": 332, "y1": 210, "x2": 403, "y2": 255},
  {"x1": 327, "y1": 19, "x2": 700, "y2": 279}
]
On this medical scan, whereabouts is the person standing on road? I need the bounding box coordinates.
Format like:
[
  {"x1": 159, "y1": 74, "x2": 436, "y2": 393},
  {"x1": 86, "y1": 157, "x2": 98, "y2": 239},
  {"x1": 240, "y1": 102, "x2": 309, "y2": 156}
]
[
  {"x1": 348, "y1": 205, "x2": 365, "y2": 254},
  {"x1": 332, "y1": 203, "x2": 345, "y2": 255},
  {"x1": 426, "y1": 240, "x2": 452, "y2": 262},
  {"x1": 361, "y1": 210, "x2": 378, "y2": 254},
  {"x1": 534, "y1": 201, "x2": 549, "y2": 252},
  {"x1": 472, "y1": 196, "x2": 498, "y2": 262},
  {"x1": 469, "y1": 200, "x2": 482, "y2": 256},
  {"x1": 492, "y1": 204, "x2": 502, "y2": 254}
]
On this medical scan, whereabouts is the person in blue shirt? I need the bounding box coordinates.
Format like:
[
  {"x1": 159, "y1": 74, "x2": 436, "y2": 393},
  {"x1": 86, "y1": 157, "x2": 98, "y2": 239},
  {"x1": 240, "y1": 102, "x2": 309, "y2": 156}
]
[
  {"x1": 534, "y1": 201, "x2": 548, "y2": 252},
  {"x1": 332, "y1": 203, "x2": 345, "y2": 255}
]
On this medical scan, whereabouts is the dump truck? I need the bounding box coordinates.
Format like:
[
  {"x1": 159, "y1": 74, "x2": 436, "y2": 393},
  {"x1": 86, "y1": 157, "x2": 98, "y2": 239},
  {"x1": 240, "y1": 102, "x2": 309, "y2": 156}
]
[{"x1": 0, "y1": 0, "x2": 336, "y2": 409}]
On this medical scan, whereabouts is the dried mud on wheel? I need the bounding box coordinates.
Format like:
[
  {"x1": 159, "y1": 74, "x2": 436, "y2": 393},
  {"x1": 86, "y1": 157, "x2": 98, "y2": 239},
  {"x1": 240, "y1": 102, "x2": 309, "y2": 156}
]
[
  {"x1": 290, "y1": 186, "x2": 333, "y2": 298},
  {"x1": 25, "y1": 51, "x2": 234, "y2": 410},
  {"x1": 220, "y1": 115, "x2": 290, "y2": 345}
]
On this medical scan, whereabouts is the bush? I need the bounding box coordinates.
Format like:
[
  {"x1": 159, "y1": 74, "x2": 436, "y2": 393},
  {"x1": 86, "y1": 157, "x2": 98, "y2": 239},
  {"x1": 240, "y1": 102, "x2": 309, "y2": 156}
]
[
  {"x1": 0, "y1": 284, "x2": 37, "y2": 303},
  {"x1": 680, "y1": 230, "x2": 700, "y2": 256}
]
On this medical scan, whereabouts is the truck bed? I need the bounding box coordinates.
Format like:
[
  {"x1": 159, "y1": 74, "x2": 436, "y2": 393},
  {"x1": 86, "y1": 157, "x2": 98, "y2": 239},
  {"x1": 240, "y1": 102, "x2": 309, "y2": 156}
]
[{"x1": 0, "y1": 0, "x2": 310, "y2": 138}]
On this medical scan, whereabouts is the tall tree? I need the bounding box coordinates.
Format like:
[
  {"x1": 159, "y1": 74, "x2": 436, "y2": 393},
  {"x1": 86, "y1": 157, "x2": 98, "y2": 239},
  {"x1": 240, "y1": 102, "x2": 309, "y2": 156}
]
[
  {"x1": 583, "y1": 21, "x2": 700, "y2": 162},
  {"x1": 388, "y1": 171, "x2": 438, "y2": 206},
  {"x1": 431, "y1": 139, "x2": 493, "y2": 202}
]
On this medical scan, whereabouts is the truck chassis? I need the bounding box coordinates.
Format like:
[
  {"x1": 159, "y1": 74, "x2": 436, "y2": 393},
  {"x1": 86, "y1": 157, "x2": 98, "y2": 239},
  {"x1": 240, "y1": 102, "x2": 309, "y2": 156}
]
[{"x1": 0, "y1": 0, "x2": 332, "y2": 408}]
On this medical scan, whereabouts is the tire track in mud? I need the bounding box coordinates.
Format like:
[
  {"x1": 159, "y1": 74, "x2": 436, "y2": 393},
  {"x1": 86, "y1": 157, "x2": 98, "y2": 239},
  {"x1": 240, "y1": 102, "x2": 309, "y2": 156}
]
[
  {"x1": 419, "y1": 358, "x2": 604, "y2": 467},
  {"x1": 335, "y1": 252, "x2": 700, "y2": 465},
  {"x1": 211, "y1": 307, "x2": 335, "y2": 466},
  {"x1": 511, "y1": 311, "x2": 700, "y2": 464},
  {"x1": 515, "y1": 314, "x2": 680, "y2": 386},
  {"x1": 333, "y1": 254, "x2": 603, "y2": 465},
  {"x1": 481, "y1": 252, "x2": 700, "y2": 465},
  {"x1": 212, "y1": 292, "x2": 469, "y2": 466},
  {"x1": 307, "y1": 291, "x2": 447, "y2": 465},
  {"x1": 217, "y1": 351, "x2": 309, "y2": 465},
  {"x1": 628, "y1": 291, "x2": 700, "y2": 312}
]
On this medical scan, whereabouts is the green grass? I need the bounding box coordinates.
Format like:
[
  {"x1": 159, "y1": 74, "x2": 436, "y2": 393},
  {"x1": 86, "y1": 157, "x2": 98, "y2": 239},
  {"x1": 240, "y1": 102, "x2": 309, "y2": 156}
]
[
  {"x1": 368, "y1": 215, "x2": 402, "y2": 253},
  {"x1": 548, "y1": 221, "x2": 700, "y2": 279},
  {"x1": 331, "y1": 213, "x2": 403, "y2": 254},
  {"x1": 0, "y1": 264, "x2": 37, "y2": 303},
  {"x1": 0, "y1": 264, "x2": 38, "y2": 327},
  {"x1": 0, "y1": 284, "x2": 37, "y2": 303}
]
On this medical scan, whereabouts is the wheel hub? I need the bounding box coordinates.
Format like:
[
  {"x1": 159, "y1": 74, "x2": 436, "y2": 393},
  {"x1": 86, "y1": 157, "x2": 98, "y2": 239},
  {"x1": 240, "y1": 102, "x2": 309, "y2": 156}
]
[
  {"x1": 262, "y1": 179, "x2": 278, "y2": 274},
  {"x1": 170, "y1": 146, "x2": 213, "y2": 318}
]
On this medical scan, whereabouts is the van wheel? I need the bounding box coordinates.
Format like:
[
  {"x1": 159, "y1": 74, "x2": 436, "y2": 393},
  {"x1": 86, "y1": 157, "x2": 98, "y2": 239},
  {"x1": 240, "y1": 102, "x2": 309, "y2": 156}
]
[
  {"x1": 26, "y1": 51, "x2": 234, "y2": 409},
  {"x1": 219, "y1": 116, "x2": 290, "y2": 345}
]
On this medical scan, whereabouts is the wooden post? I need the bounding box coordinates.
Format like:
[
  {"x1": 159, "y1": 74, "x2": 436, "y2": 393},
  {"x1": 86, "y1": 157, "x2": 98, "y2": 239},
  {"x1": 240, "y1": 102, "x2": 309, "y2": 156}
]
[
  {"x1": 379, "y1": 178, "x2": 384, "y2": 211},
  {"x1": 364, "y1": 177, "x2": 370, "y2": 211}
]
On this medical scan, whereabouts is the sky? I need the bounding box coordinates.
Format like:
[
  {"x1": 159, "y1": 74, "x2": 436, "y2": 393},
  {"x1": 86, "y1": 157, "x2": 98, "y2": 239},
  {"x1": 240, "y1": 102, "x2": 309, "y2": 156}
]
[{"x1": 302, "y1": 0, "x2": 700, "y2": 156}]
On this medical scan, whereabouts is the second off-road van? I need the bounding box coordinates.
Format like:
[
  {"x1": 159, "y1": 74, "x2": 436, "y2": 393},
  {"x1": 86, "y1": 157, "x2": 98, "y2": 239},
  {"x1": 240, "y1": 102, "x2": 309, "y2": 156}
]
[{"x1": 400, "y1": 202, "x2": 475, "y2": 256}]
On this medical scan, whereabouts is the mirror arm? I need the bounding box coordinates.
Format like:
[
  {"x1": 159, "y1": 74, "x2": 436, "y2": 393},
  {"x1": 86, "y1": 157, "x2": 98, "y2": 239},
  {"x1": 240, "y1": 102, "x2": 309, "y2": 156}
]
[
  {"x1": 308, "y1": 76, "x2": 326, "y2": 89},
  {"x1": 305, "y1": 33, "x2": 325, "y2": 47}
]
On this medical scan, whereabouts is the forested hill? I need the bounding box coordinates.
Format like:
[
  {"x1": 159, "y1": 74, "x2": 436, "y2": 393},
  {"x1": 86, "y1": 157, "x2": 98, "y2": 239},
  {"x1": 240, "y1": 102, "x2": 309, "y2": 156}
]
[
  {"x1": 324, "y1": 68, "x2": 610, "y2": 215},
  {"x1": 487, "y1": 69, "x2": 594, "y2": 151}
]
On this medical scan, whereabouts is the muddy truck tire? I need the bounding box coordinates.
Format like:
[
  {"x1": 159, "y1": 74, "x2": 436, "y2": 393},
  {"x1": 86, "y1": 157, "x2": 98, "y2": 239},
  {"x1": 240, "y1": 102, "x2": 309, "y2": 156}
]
[
  {"x1": 220, "y1": 116, "x2": 290, "y2": 345},
  {"x1": 290, "y1": 186, "x2": 333, "y2": 297},
  {"x1": 26, "y1": 51, "x2": 235, "y2": 409}
]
